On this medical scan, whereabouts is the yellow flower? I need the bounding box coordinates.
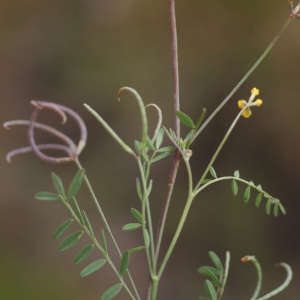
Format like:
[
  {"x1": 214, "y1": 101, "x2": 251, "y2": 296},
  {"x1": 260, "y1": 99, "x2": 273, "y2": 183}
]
[
  {"x1": 237, "y1": 88, "x2": 263, "y2": 118},
  {"x1": 251, "y1": 87, "x2": 259, "y2": 96},
  {"x1": 255, "y1": 99, "x2": 263, "y2": 106}
]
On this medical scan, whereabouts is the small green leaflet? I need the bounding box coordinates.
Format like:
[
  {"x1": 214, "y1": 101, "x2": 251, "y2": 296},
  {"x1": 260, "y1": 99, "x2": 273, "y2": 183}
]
[
  {"x1": 231, "y1": 180, "x2": 238, "y2": 196},
  {"x1": 204, "y1": 280, "x2": 217, "y2": 300},
  {"x1": 244, "y1": 186, "x2": 250, "y2": 203},
  {"x1": 129, "y1": 246, "x2": 145, "y2": 254},
  {"x1": 82, "y1": 211, "x2": 94, "y2": 238},
  {"x1": 53, "y1": 219, "x2": 73, "y2": 240},
  {"x1": 156, "y1": 146, "x2": 174, "y2": 153},
  {"x1": 144, "y1": 229, "x2": 150, "y2": 248},
  {"x1": 279, "y1": 203, "x2": 286, "y2": 215},
  {"x1": 120, "y1": 251, "x2": 130, "y2": 276},
  {"x1": 146, "y1": 135, "x2": 155, "y2": 151},
  {"x1": 208, "y1": 251, "x2": 223, "y2": 274},
  {"x1": 198, "y1": 267, "x2": 221, "y2": 286},
  {"x1": 131, "y1": 208, "x2": 143, "y2": 223},
  {"x1": 101, "y1": 283, "x2": 123, "y2": 300},
  {"x1": 176, "y1": 111, "x2": 195, "y2": 128},
  {"x1": 266, "y1": 199, "x2": 272, "y2": 215},
  {"x1": 122, "y1": 223, "x2": 142, "y2": 231},
  {"x1": 151, "y1": 152, "x2": 170, "y2": 163},
  {"x1": 136, "y1": 178, "x2": 142, "y2": 200},
  {"x1": 255, "y1": 193, "x2": 262, "y2": 207},
  {"x1": 35, "y1": 192, "x2": 59, "y2": 201},
  {"x1": 273, "y1": 202, "x2": 279, "y2": 217},
  {"x1": 51, "y1": 172, "x2": 66, "y2": 198},
  {"x1": 80, "y1": 259, "x2": 106, "y2": 277},
  {"x1": 74, "y1": 244, "x2": 94, "y2": 264},
  {"x1": 59, "y1": 231, "x2": 83, "y2": 251},
  {"x1": 71, "y1": 197, "x2": 84, "y2": 226},
  {"x1": 100, "y1": 229, "x2": 108, "y2": 253},
  {"x1": 67, "y1": 168, "x2": 85, "y2": 199},
  {"x1": 155, "y1": 128, "x2": 164, "y2": 149},
  {"x1": 234, "y1": 170, "x2": 240, "y2": 178},
  {"x1": 209, "y1": 166, "x2": 217, "y2": 179}
]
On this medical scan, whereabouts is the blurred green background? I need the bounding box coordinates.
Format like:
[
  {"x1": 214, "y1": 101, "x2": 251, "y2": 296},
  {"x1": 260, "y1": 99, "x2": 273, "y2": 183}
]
[{"x1": 1, "y1": 0, "x2": 300, "y2": 299}]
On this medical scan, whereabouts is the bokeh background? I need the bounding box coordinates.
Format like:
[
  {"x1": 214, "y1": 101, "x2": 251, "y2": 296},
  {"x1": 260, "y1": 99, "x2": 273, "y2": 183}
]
[{"x1": 1, "y1": 0, "x2": 300, "y2": 299}]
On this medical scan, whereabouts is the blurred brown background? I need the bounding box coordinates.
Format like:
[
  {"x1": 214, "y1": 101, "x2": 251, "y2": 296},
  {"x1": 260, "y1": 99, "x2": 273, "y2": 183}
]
[{"x1": 1, "y1": 0, "x2": 300, "y2": 299}]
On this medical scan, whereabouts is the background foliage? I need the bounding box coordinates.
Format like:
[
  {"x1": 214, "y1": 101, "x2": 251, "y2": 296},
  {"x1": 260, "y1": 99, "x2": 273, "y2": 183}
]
[{"x1": 1, "y1": 0, "x2": 299, "y2": 299}]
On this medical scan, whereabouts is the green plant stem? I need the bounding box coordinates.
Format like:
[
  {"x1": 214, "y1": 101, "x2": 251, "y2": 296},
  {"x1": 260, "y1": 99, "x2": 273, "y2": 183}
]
[
  {"x1": 157, "y1": 192, "x2": 194, "y2": 279},
  {"x1": 217, "y1": 251, "x2": 230, "y2": 300},
  {"x1": 256, "y1": 263, "x2": 292, "y2": 300},
  {"x1": 249, "y1": 257, "x2": 262, "y2": 300},
  {"x1": 75, "y1": 159, "x2": 140, "y2": 300},
  {"x1": 154, "y1": 152, "x2": 181, "y2": 259},
  {"x1": 190, "y1": 16, "x2": 293, "y2": 144},
  {"x1": 137, "y1": 158, "x2": 156, "y2": 275},
  {"x1": 194, "y1": 108, "x2": 245, "y2": 192}
]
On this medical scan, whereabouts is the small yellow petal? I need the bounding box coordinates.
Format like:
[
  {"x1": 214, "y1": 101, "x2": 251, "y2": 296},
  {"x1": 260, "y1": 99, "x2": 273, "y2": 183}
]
[
  {"x1": 238, "y1": 100, "x2": 247, "y2": 108},
  {"x1": 255, "y1": 99, "x2": 263, "y2": 106},
  {"x1": 242, "y1": 108, "x2": 252, "y2": 118},
  {"x1": 251, "y1": 88, "x2": 259, "y2": 96}
]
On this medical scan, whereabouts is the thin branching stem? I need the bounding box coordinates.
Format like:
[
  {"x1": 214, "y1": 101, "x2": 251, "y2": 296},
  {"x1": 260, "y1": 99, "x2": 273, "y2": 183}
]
[{"x1": 190, "y1": 16, "x2": 293, "y2": 144}]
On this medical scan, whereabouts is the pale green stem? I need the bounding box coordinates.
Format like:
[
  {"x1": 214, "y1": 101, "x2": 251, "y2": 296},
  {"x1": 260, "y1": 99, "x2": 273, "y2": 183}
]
[
  {"x1": 256, "y1": 263, "x2": 292, "y2": 300},
  {"x1": 156, "y1": 159, "x2": 194, "y2": 280},
  {"x1": 137, "y1": 158, "x2": 156, "y2": 274},
  {"x1": 84, "y1": 104, "x2": 136, "y2": 156},
  {"x1": 248, "y1": 257, "x2": 262, "y2": 300},
  {"x1": 118, "y1": 87, "x2": 148, "y2": 150},
  {"x1": 157, "y1": 192, "x2": 194, "y2": 279},
  {"x1": 217, "y1": 251, "x2": 230, "y2": 300},
  {"x1": 194, "y1": 108, "x2": 245, "y2": 192},
  {"x1": 145, "y1": 103, "x2": 163, "y2": 143},
  {"x1": 190, "y1": 16, "x2": 293, "y2": 144},
  {"x1": 75, "y1": 159, "x2": 140, "y2": 300}
]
